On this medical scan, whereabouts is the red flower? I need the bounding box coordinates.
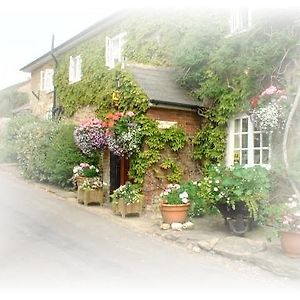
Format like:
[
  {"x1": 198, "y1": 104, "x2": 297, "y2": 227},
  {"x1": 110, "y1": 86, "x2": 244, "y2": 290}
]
[
  {"x1": 250, "y1": 96, "x2": 260, "y2": 108},
  {"x1": 107, "y1": 121, "x2": 115, "y2": 128},
  {"x1": 106, "y1": 113, "x2": 114, "y2": 119}
]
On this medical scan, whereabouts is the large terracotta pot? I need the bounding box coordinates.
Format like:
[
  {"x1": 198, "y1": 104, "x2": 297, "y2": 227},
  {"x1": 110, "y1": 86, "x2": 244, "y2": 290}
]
[
  {"x1": 280, "y1": 231, "x2": 300, "y2": 258},
  {"x1": 159, "y1": 203, "x2": 190, "y2": 224}
]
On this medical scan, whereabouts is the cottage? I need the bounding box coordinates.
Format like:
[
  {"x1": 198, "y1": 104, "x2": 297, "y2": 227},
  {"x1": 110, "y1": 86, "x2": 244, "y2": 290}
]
[{"x1": 20, "y1": 8, "x2": 300, "y2": 203}]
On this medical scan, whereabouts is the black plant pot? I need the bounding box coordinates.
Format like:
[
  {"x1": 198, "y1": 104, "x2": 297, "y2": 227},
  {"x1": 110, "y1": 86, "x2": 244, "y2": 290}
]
[{"x1": 216, "y1": 202, "x2": 254, "y2": 236}]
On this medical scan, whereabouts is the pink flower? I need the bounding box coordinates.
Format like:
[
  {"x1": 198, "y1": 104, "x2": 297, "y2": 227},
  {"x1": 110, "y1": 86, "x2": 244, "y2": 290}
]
[
  {"x1": 126, "y1": 111, "x2": 135, "y2": 117},
  {"x1": 260, "y1": 85, "x2": 277, "y2": 97}
]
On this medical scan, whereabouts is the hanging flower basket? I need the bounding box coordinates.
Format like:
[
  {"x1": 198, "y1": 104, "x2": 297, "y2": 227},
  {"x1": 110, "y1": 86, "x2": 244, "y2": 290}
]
[{"x1": 249, "y1": 85, "x2": 288, "y2": 134}]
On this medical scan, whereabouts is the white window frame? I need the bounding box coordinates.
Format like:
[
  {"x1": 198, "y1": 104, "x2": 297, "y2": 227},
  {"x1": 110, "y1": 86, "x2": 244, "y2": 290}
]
[
  {"x1": 69, "y1": 55, "x2": 82, "y2": 84},
  {"x1": 226, "y1": 114, "x2": 271, "y2": 169},
  {"x1": 230, "y1": 8, "x2": 252, "y2": 35},
  {"x1": 105, "y1": 32, "x2": 127, "y2": 69},
  {"x1": 40, "y1": 68, "x2": 54, "y2": 92}
]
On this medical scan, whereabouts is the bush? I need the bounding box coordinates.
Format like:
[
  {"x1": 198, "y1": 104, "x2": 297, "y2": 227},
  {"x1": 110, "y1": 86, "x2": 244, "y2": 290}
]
[
  {"x1": 44, "y1": 123, "x2": 101, "y2": 187},
  {"x1": 16, "y1": 119, "x2": 58, "y2": 181},
  {"x1": 1, "y1": 115, "x2": 37, "y2": 162}
]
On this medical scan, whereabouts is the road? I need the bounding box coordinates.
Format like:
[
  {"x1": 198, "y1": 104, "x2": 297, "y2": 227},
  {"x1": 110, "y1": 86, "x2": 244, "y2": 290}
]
[{"x1": 0, "y1": 168, "x2": 299, "y2": 299}]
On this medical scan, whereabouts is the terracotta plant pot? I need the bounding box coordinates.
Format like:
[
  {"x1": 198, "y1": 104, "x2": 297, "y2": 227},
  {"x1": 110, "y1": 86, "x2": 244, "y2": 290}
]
[
  {"x1": 159, "y1": 203, "x2": 190, "y2": 224},
  {"x1": 280, "y1": 231, "x2": 300, "y2": 258},
  {"x1": 112, "y1": 197, "x2": 144, "y2": 218}
]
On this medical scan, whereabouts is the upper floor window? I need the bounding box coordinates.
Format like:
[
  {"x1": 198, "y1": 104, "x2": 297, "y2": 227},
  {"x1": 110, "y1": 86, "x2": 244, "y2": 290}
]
[
  {"x1": 69, "y1": 55, "x2": 82, "y2": 84},
  {"x1": 40, "y1": 68, "x2": 54, "y2": 92},
  {"x1": 105, "y1": 32, "x2": 127, "y2": 69},
  {"x1": 226, "y1": 115, "x2": 271, "y2": 168},
  {"x1": 230, "y1": 8, "x2": 252, "y2": 34}
]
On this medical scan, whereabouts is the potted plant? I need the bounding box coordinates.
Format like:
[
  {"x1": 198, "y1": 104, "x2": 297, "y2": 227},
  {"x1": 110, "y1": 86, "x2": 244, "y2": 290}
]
[
  {"x1": 78, "y1": 177, "x2": 105, "y2": 206},
  {"x1": 111, "y1": 182, "x2": 144, "y2": 218},
  {"x1": 279, "y1": 194, "x2": 300, "y2": 258},
  {"x1": 198, "y1": 164, "x2": 270, "y2": 235},
  {"x1": 159, "y1": 183, "x2": 194, "y2": 224},
  {"x1": 72, "y1": 162, "x2": 100, "y2": 188}
]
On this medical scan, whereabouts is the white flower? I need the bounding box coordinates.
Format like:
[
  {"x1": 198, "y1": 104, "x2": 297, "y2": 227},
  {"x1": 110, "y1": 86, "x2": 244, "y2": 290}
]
[
  {"x1": 215, "y1": 180, "x2": 220, "y2": 184},
  {"x1": 287, "y1": 201, "x2": 298, "y2": 209},
  {"x1": 213, "y1": 187, "x2": 218, "y2": 192},
  {"x1": 181, "y1": 197, "x2": 189, "y2": 204},
  {"x1": 179, "y1": 191, "x2": 188, "y2": 199},
  {"x1": 193, "y1": 181, "x2": 197, "y2": 185}
]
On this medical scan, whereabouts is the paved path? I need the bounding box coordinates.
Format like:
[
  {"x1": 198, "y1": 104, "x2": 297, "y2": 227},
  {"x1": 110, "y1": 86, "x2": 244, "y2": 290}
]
[{"x1": 0, "y1": 169, "x2": 299, "y2": 298}]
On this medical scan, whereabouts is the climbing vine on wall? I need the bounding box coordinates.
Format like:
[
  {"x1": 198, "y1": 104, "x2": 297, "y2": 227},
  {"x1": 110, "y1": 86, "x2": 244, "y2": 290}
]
[{"x1": 129, "y1": 116, "x2": 188, "y2": 185}]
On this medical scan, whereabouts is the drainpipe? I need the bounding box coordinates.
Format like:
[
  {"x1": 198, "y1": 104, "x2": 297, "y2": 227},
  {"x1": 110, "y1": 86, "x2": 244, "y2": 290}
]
[{"x1": 51, "y1": 34, "x2": 58, "y2": 119}]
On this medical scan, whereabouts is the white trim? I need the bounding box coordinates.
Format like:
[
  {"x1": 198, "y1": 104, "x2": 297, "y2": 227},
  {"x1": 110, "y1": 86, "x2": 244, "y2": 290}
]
[
  {"x1": 69, "y1": 55, "x2": 82, "y2": 84},
  {"x1": 229, "y1": 8, "x2": 252, "y2": 35},
  {"x1": 227, "y1": 114, "x2": 271, "y2": 169},
  {"x1": 40, "y1": 68, "x2": 54, "y2": 92},
  {"x1": 105, "y1": 32, "x2": 127, "y2": 69}
]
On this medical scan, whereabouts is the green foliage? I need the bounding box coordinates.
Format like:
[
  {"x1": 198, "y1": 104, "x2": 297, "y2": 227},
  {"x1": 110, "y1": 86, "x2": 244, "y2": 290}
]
[
  {"x1": 160, "y1": 158, "x2": 182, "y2": 183},
  {"x1": 193, "y1": 124, "x2": 227, "y2": 165},
  {"x1": 110, "y1": 181, "x2": 142, "y2": 204},
  {"x1": 4, "y1": 117, "x2": 100, "y2": 187},
  {"x1": 1, "y1": 115, "x2": 37, "y2": 162},
  {"x1": 198, "y1": 164, "x2": 271, "y2": 218},
  {"x1": 0, "y1": 90, "x2": 29, "y2": 117},
  {"x1": 43, "y1": 124, "x2": 100, "y2": 187},
  {"x1": 129, "y1": 117, "x2": 188, "y2": 185},
  {"x1": 16, "y1": 119, "x2": 58, "y2": 181}
]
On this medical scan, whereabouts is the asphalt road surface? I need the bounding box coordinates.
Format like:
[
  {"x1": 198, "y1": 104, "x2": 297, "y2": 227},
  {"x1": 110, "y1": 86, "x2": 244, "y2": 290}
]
[{"x1": 0, "y1": 168, "x2": 299, "y2": 299}]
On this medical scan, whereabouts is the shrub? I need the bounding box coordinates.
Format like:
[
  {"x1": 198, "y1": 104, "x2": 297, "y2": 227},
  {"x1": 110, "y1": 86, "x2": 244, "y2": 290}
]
[
  {"x1": 44, "y1": 123, "x2": 101, "y2": 187},
  {"x1": 2, "y1": 115, "x2": 37, "y2": 162},
  {"x1": 16, "y1": 119, "x2": 57, "y2": 181}
]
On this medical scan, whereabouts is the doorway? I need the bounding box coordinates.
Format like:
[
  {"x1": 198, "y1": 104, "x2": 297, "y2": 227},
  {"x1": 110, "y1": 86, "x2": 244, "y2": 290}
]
[{"x1": 109, "y1": 154, "x2": 129, "y2": 193}]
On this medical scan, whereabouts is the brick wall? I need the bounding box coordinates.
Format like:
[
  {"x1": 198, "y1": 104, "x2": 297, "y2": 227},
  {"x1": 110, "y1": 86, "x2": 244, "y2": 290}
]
[
  {"x1": 146, "y1": 106, "x2": 201, "y2": 136},
  {"x1": 143, "y1": 106, "x2": 203, "y2": 204}
]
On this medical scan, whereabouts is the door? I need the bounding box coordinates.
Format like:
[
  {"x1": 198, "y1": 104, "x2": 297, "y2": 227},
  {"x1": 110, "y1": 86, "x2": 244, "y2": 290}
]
[{"x1": 110, "y1": 154, "x2": 130, "y2": 193}]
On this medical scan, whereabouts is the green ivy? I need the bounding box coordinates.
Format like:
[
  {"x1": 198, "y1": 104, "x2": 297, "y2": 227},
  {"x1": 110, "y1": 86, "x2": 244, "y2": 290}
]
[
  {"x1": 129, "y1": 117, "x2": 188, "y2": 185},
  {"x1": 160, "y1": 158, "x2": 183, "y2": 183},
  {"x1": 193, "y1": 124, "x2": 227, "y2": 166}
]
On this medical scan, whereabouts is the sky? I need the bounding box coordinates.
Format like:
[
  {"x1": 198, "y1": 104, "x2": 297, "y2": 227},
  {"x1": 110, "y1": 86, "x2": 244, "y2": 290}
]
[{"x1": 0, "y1": 0, "x2": 299, "y2": 90}]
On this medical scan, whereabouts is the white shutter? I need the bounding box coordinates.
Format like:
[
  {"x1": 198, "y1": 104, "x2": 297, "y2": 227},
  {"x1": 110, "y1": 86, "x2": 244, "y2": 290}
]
[
  {"x1": 40, "y1": 70, "x2": 45, "y2": 91},
  {"x1": 69, "y1": 56, "x2": 75, "y2": 83},
  {"x1": 45, "y1": 69, "x2": 54, "y2": 91},
  {"x1": 105, "y1": 36, "x2": 113, "y2": 68}
]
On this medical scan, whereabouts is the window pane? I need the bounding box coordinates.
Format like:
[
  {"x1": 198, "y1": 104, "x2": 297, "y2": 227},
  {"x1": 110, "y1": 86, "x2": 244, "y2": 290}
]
[
  {"x1": 242, "y1": 118, "x2": 248, "y2": 132},
  {"x1": 262, "y1": 149, "x2": 269, "y2": 164},
  {"x1": 253, "y1": 122, "x2": 260, "y2": 132},
  {"x1": 241, "y1": 150, "x2": 248, "y2": 164},
  {"x1": 262, "y1": 133, "x2": 269, "y2": 147},
  {"x1": 234, "y1": 150, "x2": 240, "y2": 164},
  {"x1": 254, "y1": 133, "x2": 261, "y2": 147},
  {"x1": 242, "y1": 134, "x2": 248, "y2": 148},
  {"x1": 234, "y1": 119, "x2": 240, "y2": 133},
  {"x1": 234, "y1": 135, "x2": 240, "y2": 148},
  {"x1": 254, "y1": 150, "x2": 261, "y2": 164}
]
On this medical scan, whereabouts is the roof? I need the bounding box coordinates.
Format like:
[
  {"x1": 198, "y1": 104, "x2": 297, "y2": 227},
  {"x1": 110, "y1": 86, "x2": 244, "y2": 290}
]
[
  {"x1": 127, "y1": 64, "x2": 202, "y2": 109},
  {"x1": 0, "y1": 80, "x2": 30, "y2": 95},
  {"x1": 20, "y1": 10, "x2": 129, "y2": 72}
]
